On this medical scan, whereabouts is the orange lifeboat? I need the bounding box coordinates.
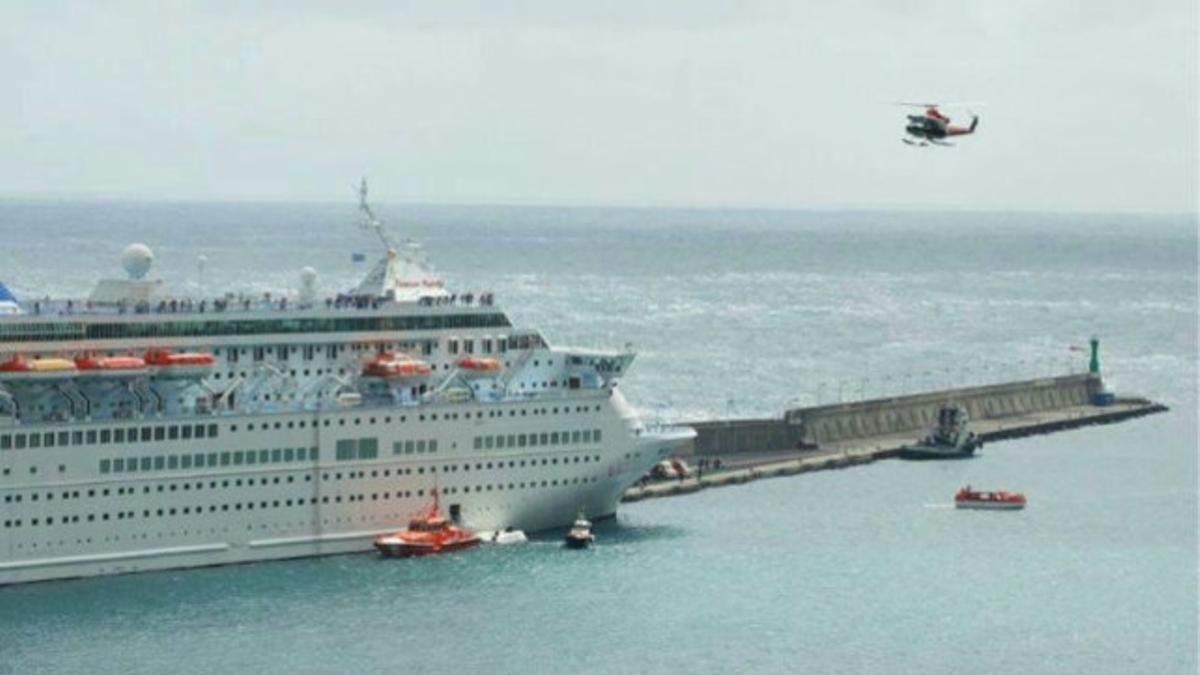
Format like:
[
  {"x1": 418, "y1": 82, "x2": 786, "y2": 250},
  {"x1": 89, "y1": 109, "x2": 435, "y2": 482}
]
[
  {"x1": 373, "y1": 490, "x2": 480, "y2": 558},
  {"x1": 74, "y1": 354, "x2": 147, "y2": 376},
  {"x1": 362, "y1": 353, "x2": 433, "y2": 379},
  {"x1": 456, "y1": 357, "x2": 503, "y2": 374},
  {"x1": 145, "y1": 350, "x2": 215, "y2": 378},
  {"x1": 955, "y1": 486, "x2": 1026, "y2": 511},
  {"x1": 0, "y1": 356, "x2": 77, "y2": 380}
]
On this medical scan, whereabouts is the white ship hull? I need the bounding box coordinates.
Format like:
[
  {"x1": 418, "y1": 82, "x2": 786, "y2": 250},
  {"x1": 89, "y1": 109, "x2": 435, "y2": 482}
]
[{"x1": 1, "y1": 389, "x2": 692, "y2": 585}]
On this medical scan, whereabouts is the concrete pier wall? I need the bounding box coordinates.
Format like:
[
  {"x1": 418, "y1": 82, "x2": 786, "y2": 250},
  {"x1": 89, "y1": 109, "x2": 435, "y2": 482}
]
[{"x1": 688, "y1": 373, "x2": 1103, "y2": 456}]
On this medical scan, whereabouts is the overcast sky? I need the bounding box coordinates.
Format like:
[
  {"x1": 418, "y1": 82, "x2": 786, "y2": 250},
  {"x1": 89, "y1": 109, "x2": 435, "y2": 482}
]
[{"x1": 2, "y1": 1, "x2": 1196, "y2": 213}]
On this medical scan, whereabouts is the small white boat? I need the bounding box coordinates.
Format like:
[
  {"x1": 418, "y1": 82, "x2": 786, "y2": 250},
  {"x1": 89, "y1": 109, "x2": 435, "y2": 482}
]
[
  {"x1": 564, "y1": 510, "x2": 595, "y2": 549},
  {"x1": 480, "y1": 528, "x2": 527, "y2": 545}
]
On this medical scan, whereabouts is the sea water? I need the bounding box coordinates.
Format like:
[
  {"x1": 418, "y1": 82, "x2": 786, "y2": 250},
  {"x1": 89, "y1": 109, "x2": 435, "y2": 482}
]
[{"x1": 0, "y1": 203, "x2": 1195, "y2": 674}]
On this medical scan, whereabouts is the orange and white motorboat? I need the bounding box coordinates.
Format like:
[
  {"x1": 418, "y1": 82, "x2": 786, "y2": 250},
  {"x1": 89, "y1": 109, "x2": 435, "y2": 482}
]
[
  {"x1": 144, "y1": 350, "x2": 215, "y2": 378},
  {"x1": 374, "y1": 490, "x2": 480, "y2": 558},
  {"x1": 0, "y1": 356, "x2": 77, "y2": 380},
  {"x1": 456, "y1": 357, "x2": 502, "y2": 375},
  {"x1": 955, "y1": 486, "x2": 1026, "y2": 510},
  {"x1": 74, "y1": 354, "x2": 147, "y2": 376},
  {"x1": 362, "y1": 353, "x2": 433, "y2": 379}
]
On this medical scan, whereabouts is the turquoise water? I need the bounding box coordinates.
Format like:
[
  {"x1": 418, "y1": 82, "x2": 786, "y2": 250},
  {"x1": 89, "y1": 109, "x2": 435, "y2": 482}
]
[{"x1": 0, "y1": 204, "x2": 1195, "y2": 674}]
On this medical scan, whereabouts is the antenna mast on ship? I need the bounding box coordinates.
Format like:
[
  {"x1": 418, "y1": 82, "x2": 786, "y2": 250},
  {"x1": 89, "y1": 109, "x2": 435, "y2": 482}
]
[{"x1": 357, "y1": 177, "x2": 398, "y2": 254}]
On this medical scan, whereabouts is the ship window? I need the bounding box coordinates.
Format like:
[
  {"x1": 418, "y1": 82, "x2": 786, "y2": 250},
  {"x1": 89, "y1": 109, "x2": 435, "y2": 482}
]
[
  {"x1": 429, "y1": 440, "x2": 437, "y2": 453},
  {"x1": 447, "y1": 338, "x2": 459, "y2": 355},
  {"x1": 181, "y1": 454, "x2": 192, "y2": 469},
  {"x1": 550, "y1": 432, "x2": 559, "y2": 445},
  {"x1": 193, "y1": 453, "x2": 205, "y2": 468},
  {"x1": 0, "y1": 435, "x2": 9, "y2": 450},
  {"x1": 528, "y1": 434, "x2": 538, "y2": 447},
  {"x1": 495, "y1": 435, "x2": 505, "y2": 449},
  {"x1": 182, "y1": 425, "x2": 192, "y2": 440},
  {"x1": 195, "y1": 424, "x2": 206, "y2": 438},
  {"x1": 220, "y1": 452, "x2": 230, "y2": 466},
  {"x1": 539, "y1": 433, "x2": 549, "y2": 445},
  {"x1": 572, "y1": 431, "x2": 581, "y2": 444},
  {"x1": 484, "y1": 436, "x2": 494, "y2": 450},
  {"x1": 271, "y1": 448, "x2": 282, "y2": 462},
  {"x1": 113, "y1": 458, "x2": 124, "y2": 472},
  {"x1": 168, "y1": 455, "x2": 178, "y2": 469},
  {"x1": 114, "y1": 429, "x2": 125, "y2": 443},
  {"x1": 141, "y1": 428, "x2": 152, "y2": 442},
  {"x1": 582, "y1": 430, "x2": 592, "y2": 443},
  {"x1": 99, "y1": 459, "x2": 110, "y2": 473},
  {"x1": 517, "y1": 434, "x2": 527, "y2": 447},
  {"x1": 141, "y1": 457, "x2": 152, "y2": 471},
  {"x1": 72, "y1": 431, "x2": 83, "y2": 444},
  {"x1": 416, "y1": 440, "x2": 427, "y2": 453},
  {"x1": 169, "y1": 426, "x2": 179, "y2": 440},
  {"x1": 152, "y1": 426, "x2": 164, "y2": 441},
  {"x1": 154, "y1": 456, "x2": 165, "y2": 470},
  {"x1": 259, "y1": 449, "x2": 269, "y2": 463},
  {"x1": 594, "y1": 429, "x2": 602, "y2": 442},
  {"x1": 473, "y1": 437, "x2": 482, "y2": 450},
  {"x1": 96, "y1": 430, "x2": 108, "y2": 445},
  {"x1": 359, "y1": 438, "x2": 378, "y2": 459},
  {"x1": 233, "y1": 451, "x2": 244, "y2": 465},
  {"x1": 58, "y1": 431, "x2": 69, "y2": 446},
  {"x1": 208, "y1": 424, "x2": 217, "y2": 438},
  {"x1": 284, "y1": 448, "x2": 295, "y2": 462}
]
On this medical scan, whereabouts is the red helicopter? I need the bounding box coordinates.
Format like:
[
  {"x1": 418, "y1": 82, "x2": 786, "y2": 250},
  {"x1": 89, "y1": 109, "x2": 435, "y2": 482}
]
[{"x1": 899, "y1": 102, "x2": 979, "y2": 147}]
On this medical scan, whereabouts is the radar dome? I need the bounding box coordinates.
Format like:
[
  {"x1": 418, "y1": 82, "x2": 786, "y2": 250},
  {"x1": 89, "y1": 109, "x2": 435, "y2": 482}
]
[
  {"x1": 121, "y1": 244, "x2": 154, "y2": 280},
  {"x1": 299, "y1": 266, "x2": 318, "y2": 305}
]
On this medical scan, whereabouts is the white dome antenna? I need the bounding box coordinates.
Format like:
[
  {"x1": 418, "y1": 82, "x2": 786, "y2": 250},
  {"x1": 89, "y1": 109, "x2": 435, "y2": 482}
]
[{"x1": 122, "y1": 244, "x2": 154, "y2": 280}]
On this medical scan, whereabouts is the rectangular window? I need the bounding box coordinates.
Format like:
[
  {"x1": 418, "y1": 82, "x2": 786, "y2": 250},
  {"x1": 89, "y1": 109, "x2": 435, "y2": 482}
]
[
  {"x1": 429, "y1": 440, "x2": 438, "y2": 453},
  {"x1": 284, "y1": 448, "x2": 295, "y2": 462},
  {"x1": 100, "y1": 459, "x2": 111, "y2": 474},
  {"x1": 141, "y1": 457, "x2": 152, "y2": 471},
  {"x1": 405, "y1": 440, "x2": 415, "y2": 454},
  {"x1": 29, "y1": 433, "x2": 40, "y2": 448},
  {"x1": 417, "y1": 440, "x2": 427, "y2": 453},
  {"x1": 539, "y1": 433, "x2": 549, "y2": 445},
  {"x1": 572, "y1": 431, "x2": 581, "y2": 444},
  {"x1": 582, "y1": 430, "x2": 592, "y2": 443},
  {"x1": 594, "y1": 429, "x2": 602, "y2": 442},
  {"x1": 550, "y1": 432, "x2": 559, "y2": 445},
  {"x1": 271, "y1": 448, "x2": 282, "y2": 462},
  {"x1": 72, "y1": 431, "x2": 83, "y2": 445},
  {"x1": 168, "y1": 455, "x2": 179, "y2": 469},
  {"x1": 495, "y1": 435, "x2": 506, "y2": 449},
  {"x1": 311, "y1": 446, "x2": 319, "y2": 460},
  {"x1": 43, "y1": 432, "x2": 54, "y2": 447},
  {"x1": 154, "y1": 427, "x2": 166, "y2": 441},
  {"x1": 126, "y1": 458, "x2": 137, "y2": 473},
  {"x1": 181, "y1": 454, "x2": 192, "y2": 469},
  {"x1": 154, "y1": 456, "x2": 165, "y2": 470},
  {"x1": 206, "y1": 452, "x2": 217, "y2": 466},
  {"x1": 528, "y1": 434, "x2": 538, "y2": 447},
  {"x1": 168, "y1": 426, "x2": 179, "y2": 440},
  {"x1": 141, "y1": 427, "x2": 152, "y2": 442},
  {"x1": 220, "y1": 452, "x2": 231, "y2": 466},
  {"x1": 485, "y1": 436, "x2": 494, "y2": 450},
  {"x1": 233, "y1": 451, "x2": 244, "y2": 465},
  {"x1": 359, "y1": 438, "x2": 378, "y2": 459},
  {"x1": 393, "y1": 441, "x2": 404, "y2": 455},
  {"x1": 335, "y1": 440, "x2": 354, "y2": 461},
  {"x1": 0, "y1": 435, "x2": 10, "y2": 450},
  {"x1": 181, "y1": 425, "x2": 193, "y2": 440},
  {"x1": 195, "y1": 424, "x2": 206, "y2": 439},
  {"x1": 98, "y1": 429, "x2": 109, "y2": 444},
  {"x1": 113, "y1": 458, "x2": 124, "y2": 472},
  {"x1": 86, "y1": 430, "x2": 97, "y2": 445},
  {"x1": 246, "y1": 450, "x2": 257, "y2": 465},
  {"x1": 294, "y1": 447, "x2": 306, "y2": 461},
  {"x1": 259, "y1": 449, "x2": 270, "y2": 464},
  {"x1": 518, "y1": 434, "x2": 527, "y2": 447},
  {"x1": 194, "y1": 453, "x2": 205, "y2": 468},
  {"x1": 208, "y1": 424, "x2": 218, "y2": 438},
  {"x1": 473, "y1": 437, "x2": 482, "y2": 450},
  {"x1": 507, "y1": 434, "x2": 515, "y2": 448},
  {"x1": 114, "y1": 429, "x2": 125, "y2": 443}
]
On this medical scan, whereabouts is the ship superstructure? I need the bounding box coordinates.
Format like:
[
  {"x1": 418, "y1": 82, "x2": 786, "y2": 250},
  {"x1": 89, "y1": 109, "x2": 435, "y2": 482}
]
[{"x1": 0, "y1": 183, "x2": 693, "y2": 584}]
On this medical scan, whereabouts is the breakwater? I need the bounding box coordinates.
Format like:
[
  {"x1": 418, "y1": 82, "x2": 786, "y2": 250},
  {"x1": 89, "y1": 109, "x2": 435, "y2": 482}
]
[{"x1": 624, "y1": 373, "x2": 1166, "y2": 502}]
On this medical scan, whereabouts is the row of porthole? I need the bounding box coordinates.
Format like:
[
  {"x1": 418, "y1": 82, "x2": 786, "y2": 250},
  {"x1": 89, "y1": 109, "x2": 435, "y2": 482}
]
[
  {"x1": 231, "y1": 403, "x2": 604, "y2": 433},
  {"x1": 3, "y1": 454, "x2": 605, "y2": 505},
  {"x1": 2, "y1": 475, "x2": 602, "y2": 530}
]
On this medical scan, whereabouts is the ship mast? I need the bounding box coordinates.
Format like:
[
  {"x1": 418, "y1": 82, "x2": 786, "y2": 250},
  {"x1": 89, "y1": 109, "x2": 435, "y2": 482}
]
[{"x1": 357, "y1": 177, "x2": 398, "y2": 254}]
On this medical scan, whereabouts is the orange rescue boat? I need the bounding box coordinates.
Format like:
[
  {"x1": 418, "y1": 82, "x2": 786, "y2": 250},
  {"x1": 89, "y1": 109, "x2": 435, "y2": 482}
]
[{"x1": 374, "y1": 490, "x2": 480, "y2": 558}]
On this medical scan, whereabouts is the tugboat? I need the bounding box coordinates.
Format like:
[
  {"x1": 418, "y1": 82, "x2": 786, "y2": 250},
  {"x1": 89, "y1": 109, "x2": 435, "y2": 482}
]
[
  {"x1": 954, "y1": 485, "x2": 1026, "y2": 510},
  {"x1": 898, "y1": 403, "x2": 981, "y2": 460},
  {"x1": 564, "y1": 509, "x2": 595, "y2": 549},
  {"x1": 373, "y1": 490, "x2": 481, "y2": 557}
]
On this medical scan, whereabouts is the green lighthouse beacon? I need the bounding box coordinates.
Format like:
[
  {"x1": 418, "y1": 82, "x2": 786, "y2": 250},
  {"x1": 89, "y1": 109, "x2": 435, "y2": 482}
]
[{"x1": 1089, "y1": 335, "x2": 1101, "y2": 374}]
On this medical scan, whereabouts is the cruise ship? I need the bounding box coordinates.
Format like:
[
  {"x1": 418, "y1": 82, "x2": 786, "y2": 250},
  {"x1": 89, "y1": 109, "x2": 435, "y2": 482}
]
[{"x1": 0, "y1": 183, "x2": 694, "y2": 585}]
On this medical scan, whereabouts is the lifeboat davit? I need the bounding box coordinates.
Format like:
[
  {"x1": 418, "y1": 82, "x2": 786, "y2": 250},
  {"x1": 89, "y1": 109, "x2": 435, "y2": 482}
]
[
  {"x1": 0, "y1": 356, "x2": 77, "y2": 380},
  {"x1": 362, "y1": 353, "x2": 433, "y2": 379},
  {"x1": 456, "y1": 357, "x2": 503, "y2": 374},
  {"x1": 74, "y1": 355, "x2": 147, "y2": 376},
  {"x1": 145, "y1": 350, "x2": 215, "y2": 378},
  {"x1": 373, "y1": 490, "x2": 480, "y2": 558},
  {"x1": 955, "y1": 486, "x2": 1026, "y2": 510}
]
